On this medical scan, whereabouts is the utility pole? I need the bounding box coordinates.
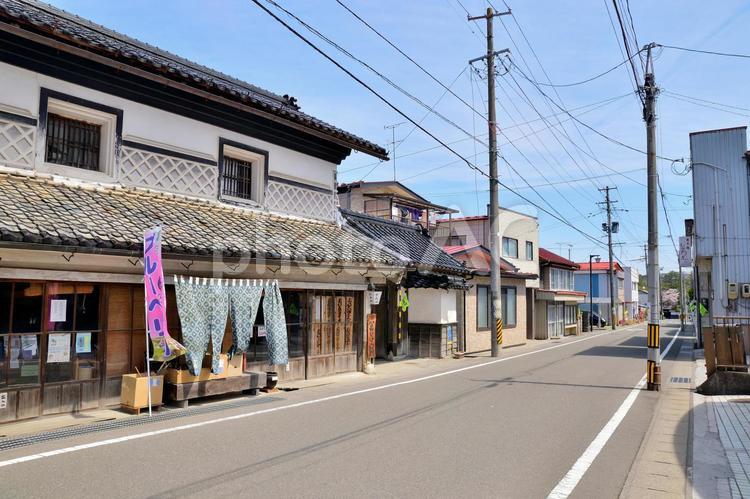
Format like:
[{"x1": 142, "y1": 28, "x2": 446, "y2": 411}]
[
  {"x1": 384, "y1": 122, "x2": 405, "y2": 180},
  {"x1": 642, "y1": 43, "x2": 661, "y2": 391},
  {"x1": 468, "y1": 6, "x2": 510, "y2": 357},
  {"x1": 599, "y1": 186, "x2": 618, "y2": 330}
]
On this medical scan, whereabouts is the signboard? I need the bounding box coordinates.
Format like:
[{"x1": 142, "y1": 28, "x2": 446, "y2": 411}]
[
  {"x1": 366, "y1": 313, "x2": 377, "y2": 360},
  {"x1": 368, "y1": 290, "x2": 383, "y2": 306},
  {"x1": 0, "y1": 393, "x2": 7, "y2": 410},
  {"x1": 143, "y1": 227, "x2": 186, "y2": 362},
  {"x1": 678, "y1": 236, "x2": 692, "y2": 268}
]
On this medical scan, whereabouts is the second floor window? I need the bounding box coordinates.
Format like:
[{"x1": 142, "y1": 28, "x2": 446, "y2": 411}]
[
  {"x1": 45, "y1": 114, "x2": 102, "y2": 171},
  {"x1": 449, "y1": 235, "x2": 467, "y2": 246},
  {"x1": 219, "y1": 139, "x2": 268, "y2": 205},
  {"x1": 502, "y1": 237, "x2": 518, "y2": 258},
  {"x1": 526, "y1": 241, "x2": 534, "y2": 260},
  {"x1": 222, "y1": 156, "x2": 254, "y2": 200},
  {"x1": 550, "y1": 268, "x2": 574, "y2": 290}
]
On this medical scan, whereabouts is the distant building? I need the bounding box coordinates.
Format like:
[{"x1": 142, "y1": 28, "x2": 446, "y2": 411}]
[
  {"x1": 574, "y1": 261, "x2": 625, "y2": 326},
  {"x1": 435, "y1": 208, "x2": 540, "y2": 345},
  {"x1": 535, "y1": 249, "x2": 586, "y2": 338},
  {"x1": 623, "y1": 267, "x2": 641, "y2": 322}
]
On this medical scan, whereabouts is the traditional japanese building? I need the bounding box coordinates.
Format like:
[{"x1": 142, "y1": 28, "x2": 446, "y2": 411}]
[{"x1": 0, "y1": 0, "x2": 406, "y2": 421}]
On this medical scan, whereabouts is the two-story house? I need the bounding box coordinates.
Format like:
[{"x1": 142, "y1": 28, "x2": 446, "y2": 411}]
[
  {"x1": 434, "y1": 208, "x2": 540, "y2": 348},
  {"x1": 339, "y1": 181, "x2": 469, "y2": 359},
  {"x1": 0, "y1": 0, "x2": 406, "y2": 421},
  {"x1": 534, "y1": 249, "x2": 586, "y2": 338},
  {"x1": 574, "y1": 261, "x2": 625, "y2": 327}
]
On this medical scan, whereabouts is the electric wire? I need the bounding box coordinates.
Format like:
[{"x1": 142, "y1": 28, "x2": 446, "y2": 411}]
[{"x1": 659, "y1": 44, "x2": 750, "y2": 59}]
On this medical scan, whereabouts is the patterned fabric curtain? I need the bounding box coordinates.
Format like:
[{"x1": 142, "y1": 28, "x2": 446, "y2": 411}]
[
  {"x1": 263, "y1": 280, "x2": 289, "y2": 366},
  {"x1": 174, "y1": 280, "x2": 211, "y2": 375},
  {"x1": 228, "y1": 284, "x2": 263, "y2": 355},
  {"x1": 175, "y1": 278, "x2": 287, "y2": 374},
  {"x1": 207, "y1": 285, "x2": 229, "y2": 374}
]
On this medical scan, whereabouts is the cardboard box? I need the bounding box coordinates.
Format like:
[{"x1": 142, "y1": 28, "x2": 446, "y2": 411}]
[
  {"x1": 226, "y1": 354, "x2": 244, "y2": 377},
  {"x1": 166, "y1": 354, "x2": 228, "y2": 384},
  {"x1": 121, "y1": 373, "x2": 164, "y2": 409}
]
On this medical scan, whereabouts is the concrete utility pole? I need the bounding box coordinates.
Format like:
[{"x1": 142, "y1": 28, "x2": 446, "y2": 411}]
[
  {"x1": 384, "y1": 122, "x2": 405, "y2": 181},
  {"x1": 600, "y1": 186, "x2": 618, "y2": 330},
  {"x1": 468, "y1": 6, "x2": 510, "y2": 357},
  {"x1": 642, "y1": 43, "x2": 661, "y2": 391}
]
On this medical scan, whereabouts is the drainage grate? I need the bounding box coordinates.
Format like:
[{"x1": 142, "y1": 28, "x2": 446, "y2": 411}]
[
  {"x1": 670, "y1": 376, "x2": 691, "y2": 384},
  {"x1": 0, "y1": 395, "x2": 281, "y2": 452}
]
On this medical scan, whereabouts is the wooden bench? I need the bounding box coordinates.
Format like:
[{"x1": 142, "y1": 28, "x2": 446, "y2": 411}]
[{"x1": 166, "y1": 372, "x2": 262, "y2": 408}]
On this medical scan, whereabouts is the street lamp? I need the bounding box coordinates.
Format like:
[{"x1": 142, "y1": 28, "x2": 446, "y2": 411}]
[{"x1": 589, "y1": 254, "x2": 601, "y2": 330}]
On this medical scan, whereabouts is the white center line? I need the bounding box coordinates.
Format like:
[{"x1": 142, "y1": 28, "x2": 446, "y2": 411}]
[
  {"x1": 546, "y1": 326, "x2": 683, "y2": 499},
  {"x1": 0, "y1": 327, "x2": 636, "y2": 469}
]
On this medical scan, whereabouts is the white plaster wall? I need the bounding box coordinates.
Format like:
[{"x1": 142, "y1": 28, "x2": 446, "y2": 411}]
[
  {"x1": 0, "y1": 61, "x2": 337, "y2": 189},
  {"x1": 407, "y1": 288, "x2": 458, "y2": 324}
]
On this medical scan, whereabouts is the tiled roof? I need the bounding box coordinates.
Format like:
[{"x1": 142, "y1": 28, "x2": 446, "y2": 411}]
[
  {"x1": 0, "y1": 0, "x2": 387, "y2": 159},
  {"x1": 443, "y1": 244, "x2": 518, "y2": 273},
  {"x1": 341, "y1": 209, "x2": 467, "y2": 275},
  {"x1": 539, "y1": 248, "x2": 579, "y2": 269},
  {"x1": 0, "y1": 169, "x2": 404, "y2": 266},
  {"x1": 404, "y1": 272, "x2": 469, "y2": 290},
  {"x1": 577, "y1": 261, "x2": 624, "y2": 272}
]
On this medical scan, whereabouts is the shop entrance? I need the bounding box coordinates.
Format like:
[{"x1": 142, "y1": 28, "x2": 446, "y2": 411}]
[{"x1": 307, "y1": 291, "x2": 360, "y2": 378}]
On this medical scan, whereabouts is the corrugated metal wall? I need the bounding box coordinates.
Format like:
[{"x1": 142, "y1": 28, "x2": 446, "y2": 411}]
[{"x1": 690, "y1": 127, "x2": 750, "y2": 317}]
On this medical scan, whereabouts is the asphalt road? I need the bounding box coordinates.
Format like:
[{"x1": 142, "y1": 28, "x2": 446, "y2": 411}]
[{"x1": 0, "y1": 321, "x2": 685, "y2": 499}]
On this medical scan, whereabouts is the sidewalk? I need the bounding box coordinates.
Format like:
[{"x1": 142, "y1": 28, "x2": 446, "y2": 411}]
[
  {"x1": 692, "y1": 354, "x2": 750, "y2": 499},
  {"x1": 621, "y1": 335, "x2": 694, "y2": 498}
]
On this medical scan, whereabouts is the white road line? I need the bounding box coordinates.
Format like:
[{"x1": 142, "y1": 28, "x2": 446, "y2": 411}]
[
  {"x1": 546, "y1": 326, "x2": 683, "y2": 499},
  {"x1": 0, "y1": 327, "x2": 636, "y2": 469}
]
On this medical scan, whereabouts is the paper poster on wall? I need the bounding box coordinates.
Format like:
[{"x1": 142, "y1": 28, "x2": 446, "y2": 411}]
[
  {"x1": 75, "y1": 332, "x2": 92, "y2": 354},
  {"x1": 49, "y1": 299, "x2": 67, "y2": 322},
  {"x1": 20, "y1": 335, "x2": 37, "y2": 359},
  {"x1": 47, "y1": 333, "x2": 71, "y2": 363},
  {"x1": 20, "y1": 364, "x2": 39, "y2": 377},
  {"x1": 257, "y1": 325, "x2": 267, "y2": 338}
]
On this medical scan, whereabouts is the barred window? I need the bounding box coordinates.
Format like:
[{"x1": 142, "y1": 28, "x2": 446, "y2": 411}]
[
  {"x1": 45, "y1": 114, "x2": 101, "y2": 171},
  {"x1": 222, "y1": 156, "x2": 254, "y2": 200}
]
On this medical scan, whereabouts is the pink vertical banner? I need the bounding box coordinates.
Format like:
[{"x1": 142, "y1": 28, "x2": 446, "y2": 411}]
[{"x1": 144, "y1": 226, "x2": 186, "y2": 362}]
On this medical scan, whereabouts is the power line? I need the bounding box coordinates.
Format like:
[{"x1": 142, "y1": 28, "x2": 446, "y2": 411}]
[
  {"x1": 512, "y1": 49, "x2": 645, "y2": 88},
  {"x1": 659, "y1": 44, "x2": 750, "y2": 59},
  {"x1": 335, "y1": 0, "x2": 487, "y2": 123},
  {"x1": 251, "y1": 0, "x2": 489, "y2": 180},
  {"x1": 261, "y1": 0, "x2": 486, "y2": 147},
  {"x1": 507, "y1": 59, "x2": 684, "y2": 162},
  {"x1": 254, "y1": 0, "x2": 619, "y2": 258},
  {"x1": 662, "y1": 90, "x2": 750, "y2": 113},
  {"x1": 610, "y1": 0, "x2": 643, "y2": 104},
  {"x1": 662, "y1": 92, "x2": 750, "y2": 119}
]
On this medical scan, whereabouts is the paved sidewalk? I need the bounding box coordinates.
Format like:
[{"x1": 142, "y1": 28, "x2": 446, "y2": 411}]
[{"x1": 621, "y1": 338, "x2": 693, "y2": 498}]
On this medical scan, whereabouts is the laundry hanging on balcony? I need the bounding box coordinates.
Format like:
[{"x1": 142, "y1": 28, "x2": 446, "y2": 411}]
[{"x1": 174, "y1": 277, "x2": 288, "y2": 375}]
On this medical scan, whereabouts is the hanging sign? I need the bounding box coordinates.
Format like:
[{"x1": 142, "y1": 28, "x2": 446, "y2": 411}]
[
  {"x1": 144, "y1": 227, "x2": 186, "y2": 362},
  {"x1": 368, "y1": 290, "x2": 382, "y2": 306},
  {"x1": 678, "y1": 236, "x2": 692, "y2": 268},
  {"x1": 366, "y1": 313, "x2": 376, "y2": 360}
]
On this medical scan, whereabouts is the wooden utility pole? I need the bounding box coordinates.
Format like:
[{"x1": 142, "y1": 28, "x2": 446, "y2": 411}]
[
  {"x1": 643, "y1": 43, "x2": 661, "y2": 391},
  {"x1": 468, "y1": 7, "x2": 510, "y2": 357},
  {"x1": 599, "y1": 186, "x2": 617, "y2": 330}
]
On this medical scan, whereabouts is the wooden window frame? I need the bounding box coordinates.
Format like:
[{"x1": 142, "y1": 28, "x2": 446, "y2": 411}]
[{"x1": 38, "y1": 88, "x2": 123, "y2": 181}]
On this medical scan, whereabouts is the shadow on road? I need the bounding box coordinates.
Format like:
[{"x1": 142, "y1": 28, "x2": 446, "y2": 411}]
[{"x1": 469, "y1": 377, "x2": 636, "y2": 391}]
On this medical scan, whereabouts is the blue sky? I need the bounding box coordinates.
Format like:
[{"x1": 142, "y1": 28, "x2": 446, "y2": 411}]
[{"x1": 49, "y1": 0, "x2": 750, "y2": 272}]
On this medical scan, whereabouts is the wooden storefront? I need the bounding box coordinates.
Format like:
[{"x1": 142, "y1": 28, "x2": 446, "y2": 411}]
[{"x1": 0, "y1": 279, "x2": 363, "y2": 422}]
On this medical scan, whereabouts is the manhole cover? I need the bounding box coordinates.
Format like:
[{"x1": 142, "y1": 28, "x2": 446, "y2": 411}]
[{"x1": 670, "y1": 376, "x2": 691, "y2": 384}]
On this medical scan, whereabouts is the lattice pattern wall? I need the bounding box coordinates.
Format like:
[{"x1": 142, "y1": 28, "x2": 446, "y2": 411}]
[
  {"x1": 0, "y1": 119, "x2": 35, "y2": 169},
  {"x1": 119, "y1": 146, "x2": 217, "y2": 198},
  {"x1": 265, "y1": 180, "x2": 335, "y2": 221}
]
